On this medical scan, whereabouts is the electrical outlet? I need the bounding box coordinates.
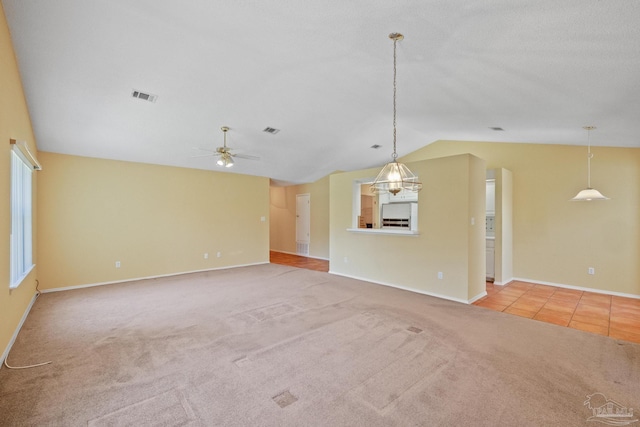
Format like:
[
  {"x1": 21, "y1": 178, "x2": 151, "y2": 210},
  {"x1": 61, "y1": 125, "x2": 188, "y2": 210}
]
[
  {"x1": 217, "y1": 252, "x2": 221, "y2": 258},
  {"x1": 115, "y1": 261, "x2": 121, "y2": 268},
  {"x1": 588, "y1": 267, "x2": 595, "y2": 275},
  {"x1": 437, "y1": 272, "x2": 443, "y2": 279},
  {"x1": 260, "y1": 216, "x2": 266, "y2": 222},
  {"x1": 344, "y1": 257, "x2": 348, "y2": 263},
  {"x1": 204, "y1": 253, "x2": 209, "y2": 259}
]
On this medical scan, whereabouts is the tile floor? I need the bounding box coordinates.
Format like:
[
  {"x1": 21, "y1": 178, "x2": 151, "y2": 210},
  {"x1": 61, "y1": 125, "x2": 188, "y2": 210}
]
[
  {"x1": 474, "y1": 281, "x2": 640, "y2": 344},
  {"x1": 269, "y1": 252, "x2": 640, "y2": 345},
  {"x1": 270, "y1": 251, "x2": 329, "y2": 272}
]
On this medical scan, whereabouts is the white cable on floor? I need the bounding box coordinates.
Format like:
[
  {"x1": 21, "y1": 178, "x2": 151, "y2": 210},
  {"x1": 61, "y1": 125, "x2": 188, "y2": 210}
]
[
  {"x1": 4, "y1": 358, "x2": 52, "y2": 370},
  {"x1": 2, "y1": 280, "x2": 52, "y2": 370}
]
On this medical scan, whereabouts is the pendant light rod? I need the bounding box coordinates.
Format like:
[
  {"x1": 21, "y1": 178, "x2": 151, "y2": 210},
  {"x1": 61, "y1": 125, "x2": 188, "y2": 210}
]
[
  {"x1": 222, "y1": 126, "x2": 229, "y2": 148},
  {"x1": 584, "y1": 125, "x2": 595, "y2": 188},
  {"x1": 570, "y1": 125, "x2": 609, "y2": 201},
  {"x1": 390, "y1": 33, "x2": 403, "y2": 161},
  {"x1": 370, "y1": 33, "x2": 422, "y2": 196}
]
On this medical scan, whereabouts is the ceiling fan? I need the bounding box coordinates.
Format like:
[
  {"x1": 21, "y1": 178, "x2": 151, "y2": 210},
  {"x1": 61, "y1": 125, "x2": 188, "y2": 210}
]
[{"x1": 193, "y1": 126, "x2": 260, "y2": 168}]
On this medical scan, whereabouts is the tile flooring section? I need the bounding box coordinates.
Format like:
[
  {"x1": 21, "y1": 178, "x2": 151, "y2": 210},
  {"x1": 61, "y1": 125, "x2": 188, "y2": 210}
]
[
  {"x1": 474, "y1": 281, "x2": 640, "y2": 344},
  {"x1": 269, "y1": 251, "x2": 329, "y2": 272},
  {"x1": 269, "y1": 252, "x2": 640, "y2": 345}
]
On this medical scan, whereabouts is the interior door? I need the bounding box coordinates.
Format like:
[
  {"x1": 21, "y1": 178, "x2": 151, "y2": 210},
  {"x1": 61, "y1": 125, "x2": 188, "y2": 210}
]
[{"x1": 296, "y1": 193, "x2": 310, "y2": 256}]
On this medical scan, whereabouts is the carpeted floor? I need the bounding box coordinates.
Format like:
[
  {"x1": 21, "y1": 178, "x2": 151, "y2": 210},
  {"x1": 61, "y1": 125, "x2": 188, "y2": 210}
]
[{"x1": 1, "y1": 264, "x2": 638, "y2": 426}]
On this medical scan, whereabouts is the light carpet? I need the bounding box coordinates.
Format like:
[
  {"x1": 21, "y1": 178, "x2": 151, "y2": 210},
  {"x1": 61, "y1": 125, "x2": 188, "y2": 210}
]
[{"x1": 1, "y1": 264, "x2": 638, "y2": 426}]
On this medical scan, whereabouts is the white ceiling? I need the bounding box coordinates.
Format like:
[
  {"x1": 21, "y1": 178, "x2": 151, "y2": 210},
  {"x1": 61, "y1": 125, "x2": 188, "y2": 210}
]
[{"x1": 3, "y1": 0, "x2": 640, "y2": 184}]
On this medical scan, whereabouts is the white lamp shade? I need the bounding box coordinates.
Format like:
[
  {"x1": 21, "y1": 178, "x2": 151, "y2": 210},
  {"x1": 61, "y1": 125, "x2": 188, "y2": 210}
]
[
  {"x1": 570, "y1": 126, "x2": 609, "y2": 202},
  {"x1": 571, "y1": 188, "x2": 609, "y2": 201}
]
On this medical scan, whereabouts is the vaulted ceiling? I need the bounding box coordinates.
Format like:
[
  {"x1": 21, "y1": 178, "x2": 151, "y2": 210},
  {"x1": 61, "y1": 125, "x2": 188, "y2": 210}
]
[{"x1": 3, "y1": 1, "x2": 640, "y2": 184}]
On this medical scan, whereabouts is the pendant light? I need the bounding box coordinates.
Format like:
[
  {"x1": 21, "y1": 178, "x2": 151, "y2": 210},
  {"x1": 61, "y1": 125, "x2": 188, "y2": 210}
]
[
  {"x1": 370, "y1": 33, "x2": 422, "y2": 196},
  {"x1": 570, "y1": 126, "x2": 609, "y2": 201}
]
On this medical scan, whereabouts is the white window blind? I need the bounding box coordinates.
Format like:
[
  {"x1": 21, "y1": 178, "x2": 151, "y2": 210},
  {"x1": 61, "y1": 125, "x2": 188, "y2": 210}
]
[{"x1": 10, "y1": 140, "x2": 39, "y2": 289}]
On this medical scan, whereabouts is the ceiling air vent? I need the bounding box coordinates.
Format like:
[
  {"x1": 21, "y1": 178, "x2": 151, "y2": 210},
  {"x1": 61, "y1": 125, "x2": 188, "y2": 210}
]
[
  {"x1": 371, "y1": 144, "x2": 382, "y2": 149},
  {"x1": 489, "y1": 127, "x2": 504, "y2": 131},
  {"x1": 263, "y1": 127, "x2": 280, "y2": 134},
  {"x1": 131, "y1": 89, "x2": 158, "y2": 103}
]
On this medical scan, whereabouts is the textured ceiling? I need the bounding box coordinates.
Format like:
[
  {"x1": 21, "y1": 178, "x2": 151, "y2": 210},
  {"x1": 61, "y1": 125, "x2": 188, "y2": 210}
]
[{"x1": 3, "y1": 0, "x2": 640, "y2": 184}]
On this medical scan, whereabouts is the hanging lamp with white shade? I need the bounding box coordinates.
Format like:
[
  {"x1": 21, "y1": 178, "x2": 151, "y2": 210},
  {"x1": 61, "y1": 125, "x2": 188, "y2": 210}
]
[
  {"x1": 370, "y1": 33, "x2": 422, "y2": 196},
  {"x1": 570, "y1": 126, "x2": 609, "y2": 201}
]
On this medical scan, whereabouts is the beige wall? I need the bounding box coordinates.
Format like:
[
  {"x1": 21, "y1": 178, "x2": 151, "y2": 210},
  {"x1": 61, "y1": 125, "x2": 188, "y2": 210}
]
[
  {"x1": 269, "y1": 174, "x2": 330, "y2": 259},
  {"x1": 37, "y1": 152, "x2": 270, "y2": 290},
  {"x1": 0, "y1": 3, "x2": 40, "y2": 360},
  {"x1": 329, "y1": 154, "x2": 486, "y2": 303},
  {"x1": 403, "y1": 140, "x2": 640, "y2": 296}
]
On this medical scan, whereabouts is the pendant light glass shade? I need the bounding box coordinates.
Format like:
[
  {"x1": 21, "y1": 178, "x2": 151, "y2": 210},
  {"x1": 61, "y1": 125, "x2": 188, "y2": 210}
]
[
  {"x1": 371, "y1": 160, "x2": 422, "y2": 195},
  {"x1": 371, "y1": 33, "x2": 422, "y2": 196},
  {"x1": 570, "y1": 126, "x2": 609, "y2": 201}
]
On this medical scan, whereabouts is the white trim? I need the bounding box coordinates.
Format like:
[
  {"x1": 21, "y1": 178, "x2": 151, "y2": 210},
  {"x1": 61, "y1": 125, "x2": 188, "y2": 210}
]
[
  {"x1": 10, "y1": 139, "x2": 42, "y2": 171},
  {"x1": 9, "y1": 264, "x2": 35, "y2": 290},
  {"x1": 329, "y1": 270, "x2": 478, "y2": 304},
  {"x1": 512, "y1": 277, "x2": 640, "y2": 300},
  {"x1": 1, "y1": 292, "x2": 39, "y2": 368},
  {"x1": 9, "y1": 149, "x2": 35, "y2": 288},
  {"x1": 270, "y1": 249, "x2": 329, "y2": 261},
  {"x1": 468, "y1": 290, "x2": 488, "y2": 304},
  {"x1": 346, "y1": 228, "x2": 419, "y2": 236},
  {"x1": 40, "y1": 262, "x2": 269, "y2": 294},
  {"x1": 492, "y1": 277, "x2": 514, "y2": 286}
]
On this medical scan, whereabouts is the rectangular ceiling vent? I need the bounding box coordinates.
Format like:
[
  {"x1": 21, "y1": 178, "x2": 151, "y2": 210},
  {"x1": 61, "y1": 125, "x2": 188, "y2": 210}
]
[
  {"x1": 263, "y1": 127, "x2": 280, "y2": 134},
  {"x1": 371, "y1": 144, "x2": 382, "y2": 149},
  {"x1": 489, "y1": 127, "x2": 504, "y2": 131},
  {"x1": 131, "y1": 89, "x2": 157, "y2": 103}
]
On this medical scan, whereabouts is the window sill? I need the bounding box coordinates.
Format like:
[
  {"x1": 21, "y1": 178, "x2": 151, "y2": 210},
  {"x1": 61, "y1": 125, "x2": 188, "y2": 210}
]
[
  {"x1": 347, "y1": 228, "x2": 419, "y2": 236},
  {"x1": 9, "y1": 264, "x2": 35, "y2": 290}
]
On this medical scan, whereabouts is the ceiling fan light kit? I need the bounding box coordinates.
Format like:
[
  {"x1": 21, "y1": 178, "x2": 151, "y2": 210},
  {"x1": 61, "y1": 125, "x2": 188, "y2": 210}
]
[
  {"x1": 216, "y1": 127, "x2": 235, "y2": 168},
  {"x1": 193, "y1": 126, "x2": 260, "y2": 168},
  {"x1": 570, "y1": 126, "x2": 609, "y2": 201},
  {"x1": 371, "y1": 33, "x2": 422, "y2": 196}
]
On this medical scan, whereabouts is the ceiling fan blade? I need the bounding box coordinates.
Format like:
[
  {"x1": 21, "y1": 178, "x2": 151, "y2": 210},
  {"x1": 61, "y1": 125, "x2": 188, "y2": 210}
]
[
  {"x1": 193, "y1": 147, "x2": 216, "y2": 153},
  {"x1": 232, "y1": 153, "x2": 260, "y2": 161},
  {"x1": 190, "y1": 153, "x2": 221, "y2": 158}
]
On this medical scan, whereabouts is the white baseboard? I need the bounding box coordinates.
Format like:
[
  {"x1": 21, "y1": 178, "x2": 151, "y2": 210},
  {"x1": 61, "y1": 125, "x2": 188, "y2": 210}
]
[
  {"x1": 329, "y1": 270, "x2": 481, "y2": 305},
  {"x1": 512, "y1": 277, "x2": 640, "y2": 300},
  {"x1": 40, "y1": 262, "x2": 269, "y2": 294},
  {"x1": 492, "y1": 277, "x2": 514, "y2": 286},
  {"x1": 270, "y1": 249, "x2": 329, "y2": 261},
  {"x1": 468, "y1": 290, "x2": 488, "y2": 304},
  {"x1": 1, "y1": 292, "x2": 39, "y2": 369}
]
